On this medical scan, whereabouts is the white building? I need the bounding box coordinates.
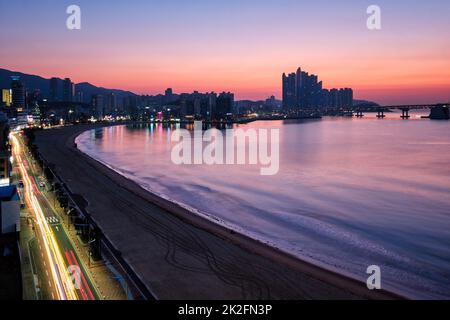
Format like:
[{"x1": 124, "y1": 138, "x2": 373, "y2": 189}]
[{"x1": 0, "y1": 185, "x2": 20, "y2": 235}]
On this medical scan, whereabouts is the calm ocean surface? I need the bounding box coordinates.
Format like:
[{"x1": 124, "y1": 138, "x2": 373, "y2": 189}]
[{"x1": 76, "y1": 112, "x2": 450, "y2": 299}]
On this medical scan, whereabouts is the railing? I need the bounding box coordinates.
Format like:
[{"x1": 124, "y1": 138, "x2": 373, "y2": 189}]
[{"x1": 37, "y1": 151, "x2": 157, "y2": 300}]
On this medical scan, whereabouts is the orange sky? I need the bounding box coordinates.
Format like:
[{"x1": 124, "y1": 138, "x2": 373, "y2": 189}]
[{"x1": 1, "y1": 0, "x2": 449, "y2": 104}]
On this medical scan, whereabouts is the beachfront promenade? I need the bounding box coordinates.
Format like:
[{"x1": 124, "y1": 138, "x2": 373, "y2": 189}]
[{"x1": 33, "y1": 124, "x2": 402, "y2": 300}]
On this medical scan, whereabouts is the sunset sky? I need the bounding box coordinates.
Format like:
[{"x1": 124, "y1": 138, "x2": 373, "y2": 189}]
[{"x1": 1, "y1": 0, "x2": 449, "y2": 104}]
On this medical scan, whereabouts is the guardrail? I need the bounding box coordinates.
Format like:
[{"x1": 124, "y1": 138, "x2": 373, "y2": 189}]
[{"x1": 36, "y1": 149, "x2": 157, "y2": 300}]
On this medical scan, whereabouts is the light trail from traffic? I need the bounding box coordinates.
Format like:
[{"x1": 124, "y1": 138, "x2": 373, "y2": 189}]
[{"x1": 11, "y1": 133, "x2": 79, "y2": 300}]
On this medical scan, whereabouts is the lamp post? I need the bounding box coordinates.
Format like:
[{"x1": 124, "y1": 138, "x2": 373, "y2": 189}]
[{"x1": 87, "y1": 238, "x2": 96, "y2": 268}]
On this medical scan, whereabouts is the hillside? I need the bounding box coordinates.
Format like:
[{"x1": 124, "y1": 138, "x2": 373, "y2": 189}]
[{"x1": 0, "y1": 68, "x2": 137, "y2": 102}]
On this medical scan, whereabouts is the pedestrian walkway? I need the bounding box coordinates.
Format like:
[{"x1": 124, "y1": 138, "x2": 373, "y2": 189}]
[
  {"x1": 19, "y1": 214, "x2": 39, "y2": 300},
  {"x1": 44, "y1": 189, "x2": 127, "y2": 300},
  {"x1": 13, "y1": 159, "x2": 38, "y2": 300}
]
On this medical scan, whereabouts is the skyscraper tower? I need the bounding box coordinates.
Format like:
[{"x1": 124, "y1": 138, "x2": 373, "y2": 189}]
[
  {"x1": 63, "y1": 78, "x2": 74, "y2": 102},
  {"x1": 283, "y1": 67, "x2": 352, "y2": 111},
  {"x1": 282, "y1": 72, "x2": 296, "y2": 109},
  {"x1": 216, "y1": 92, "x2": 234, "y2": 120},
  {"x1": 165, "y1": 88, "x2": 174, "y2": 104},
  {"x1": 1, "y1": 89, "x2": 12, "y2": 107},
  {"x1": 50, "y1": 77, "x2": 59, "y2": 102},
  {"x1": 91, "y1": 94, "x2": 104, "y2": 119},
  {"x1": 295, "y1": 67, "x2": 302, "y2": 107},
  {"x1": 11, "y1": 76, "x2": 25, "y2": 115},
  {"x1": 107, "y1": 93, "x2": 117, "y2": 115}
]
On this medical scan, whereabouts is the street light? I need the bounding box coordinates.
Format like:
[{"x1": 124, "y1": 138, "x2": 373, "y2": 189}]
[{"x1": 87, "y1": 238, "x2": 96, "y2": 268}]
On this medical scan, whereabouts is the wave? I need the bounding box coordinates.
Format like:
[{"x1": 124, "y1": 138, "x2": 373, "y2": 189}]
[{"x1": 75, "y1": 127, "x2": 450, "y2": 299}]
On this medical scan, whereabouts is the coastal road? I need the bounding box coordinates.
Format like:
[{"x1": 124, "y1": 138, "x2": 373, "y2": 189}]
[
  {"x1": 34, "y1": 124, "x2": 403, "y2": 300},
  {"x1": 12, "y1": 132, "x2": 98, "y2": 300}
]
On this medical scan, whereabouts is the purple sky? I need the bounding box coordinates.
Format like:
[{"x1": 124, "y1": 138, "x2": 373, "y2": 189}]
[{"x1": 1, "y1": 0, "x2": 449, "y2": 103}]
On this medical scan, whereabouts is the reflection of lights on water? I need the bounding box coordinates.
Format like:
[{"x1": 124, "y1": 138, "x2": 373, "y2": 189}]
[{"x1": 149, "y1": 123, "x2": 154, "y2": 135}]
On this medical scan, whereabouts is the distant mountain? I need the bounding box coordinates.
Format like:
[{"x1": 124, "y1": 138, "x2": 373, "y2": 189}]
[
  {"x1": 0, "y1": 68, "x2": 50, "y2": 95},
  {"x1": 353, "y1": 99, "x2": 380, "y2": 107},
  {"x1": 236, "y1": 99, "x2": 265, "y2": 105},
  {"x1": 236, "y1": 98, "x2": 282, "y2": 107},
  {"x1": 0, "y1": 68, "x2": 137, "y2": 102},
  {"x1": 74, "y1": 82, "x2": 137, "y2": 101}
]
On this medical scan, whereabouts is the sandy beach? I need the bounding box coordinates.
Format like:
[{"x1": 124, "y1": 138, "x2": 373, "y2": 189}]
[{"x1": 34, "y1": 124, "x2": 404, "y2": 300}]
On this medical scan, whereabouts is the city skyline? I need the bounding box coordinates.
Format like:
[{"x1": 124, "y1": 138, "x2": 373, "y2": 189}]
[
  {"x1": 1, "y1": 1, "x2": 450, "y2": 104},
  {"x1": 1, "y1": 0, "x2": 450, "y2": 305},
  {"x1": 282, "y1": 67, "x2": 353, "y2": 110}
]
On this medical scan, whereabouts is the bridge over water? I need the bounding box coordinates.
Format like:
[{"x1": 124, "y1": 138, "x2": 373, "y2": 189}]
[{"x1": 351, "y1": 103, "x2": 449, "y2": 119}]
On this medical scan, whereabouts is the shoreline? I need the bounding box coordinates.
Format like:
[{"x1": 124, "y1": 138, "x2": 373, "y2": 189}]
[
  {"x1": 77, "y1": 141, "x2": 406, "y2": 299},
  {"x1": 35, "y1": 123, "x2": 405, "y2": 300}
]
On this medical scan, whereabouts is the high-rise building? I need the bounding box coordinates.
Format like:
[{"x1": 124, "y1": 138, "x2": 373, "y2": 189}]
[
  {"x1": 330, "y1": 89, "x2": 339, "y2": 108},
  {"x1": 63, "y1": 78, "x2": 74, "y2": 102},
  {"x1": 75, "y1": 91, "x2": 84, "y2": 103},
  {"x1": 320, "y1": 89, "x2": 330, "y2": 108},
  {"x1": 2, "y1": 89, "x2": 12, "y2": 107},
  {"x1": 282, "y1": 72, "x2": 296, "y2": 109},
  {"x1": 326, "y1": 88, "x2": 353, "y2": 108},
  {"x1": 164, "y1": 88, "x2": 173, "y2": 102},
  {"x1": 216, "y1": 92, "x2": 234, "y2": 120},
  {"x1": 50, "y1": 77, "x2": 59, "y2": 102},
  {"x1": 206, "y1": 92, "x2": 217, "y2": 121},
  {"x1": 265, "y1": 95, "x2": 278, "y2": 109},
  {"x1": 11, "y1": 77, "x2": 26, "y2": 114},
  {"x1": 295, "y1": 68, "x2": 302, "y2": 106},
  {"x1": 282, "y1": 67, "x2": 353, "y2": 110},
  {"x1": 297, "y1": 70, "x2": 322, "y2": 109},
  {"x1": 106, "y1": 93, "x2": 117, "y2": 115},
  {"x1": 26, "y1": 90, "x2": 41, "y2": 126},
  {"x1": 0, "y1": 111, "x2": 11, "y2": 185},
  {"x1": 341, "y1": 88, "x2": 353, "y2": 108},
  {"x1": 27, "y1": 89, "x2": 41, "y2": 103},
  {"x1": 91, "y1": 94, "x2": 104, "y2": 119},
  {"x1": 283, "y1": 68, "x2": 323, "y2": 110},
  {"x1": 193, "y1": 92, "x2": 201, "y2": 117}
]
